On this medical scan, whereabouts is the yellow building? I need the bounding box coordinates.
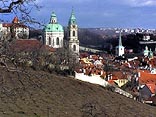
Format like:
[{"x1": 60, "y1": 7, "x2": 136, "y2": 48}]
[{"x1": 114, "y1": 79, "x2": 128, "y2": 87}]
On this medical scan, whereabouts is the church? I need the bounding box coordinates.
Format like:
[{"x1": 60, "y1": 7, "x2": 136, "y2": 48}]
[
  {"x1": 43, "y1": 9, "x2": 79, "y2": 55},
  {"x1": 116, "y1": 31, "x2": 124, "y2": 56}
]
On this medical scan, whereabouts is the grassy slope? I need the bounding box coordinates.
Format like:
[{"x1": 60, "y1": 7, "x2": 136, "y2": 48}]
[{"x1": 0, "y1": 67, "x2": 156, "y2": 117}]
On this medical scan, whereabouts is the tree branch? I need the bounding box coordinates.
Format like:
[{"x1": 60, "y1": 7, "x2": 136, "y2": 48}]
[{"x1": 0, "y1": 0, "x2": 23, "y2": 13}]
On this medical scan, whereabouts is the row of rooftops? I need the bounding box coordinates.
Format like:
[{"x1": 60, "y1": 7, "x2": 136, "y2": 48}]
[
  {"x1": 77, "y1": 52, "x2": 156, "y2": 88},
  {"x1": 76, "y1": 52, "x2": 156, "y2": 103}
]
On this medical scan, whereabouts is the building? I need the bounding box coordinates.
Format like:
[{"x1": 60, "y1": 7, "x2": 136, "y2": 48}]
[
  {"x1": 43, "y1": 12, "x2": 64, "y2": 48},
  {"x1": 143, "y1": 35, "x2": 150, "y2": 41},
  {"x1": 2, "y1": 17, "x2": 29, "y2": 39},
  {"x1": 143, "y1": 46, "x2": 149, "y2": 57},
  {"x1": 68, "y1": 9, "x2": 79, "y2": 56},
  {"x1": 143, "y1": 46, "x2": 153, "y2": 58},
  {"x1": 116, "y1": 32, "x2": 124, "y2": 56}
]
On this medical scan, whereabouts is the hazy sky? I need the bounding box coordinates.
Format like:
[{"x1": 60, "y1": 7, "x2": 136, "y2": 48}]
[{"x1": 2, "y1": 0, "x2": 156, "y2": 28}]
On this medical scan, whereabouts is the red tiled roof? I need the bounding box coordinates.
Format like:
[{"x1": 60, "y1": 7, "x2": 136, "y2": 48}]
[
  {"x1": 43, "y1": 45, "x2": 56, "y2": 52},
  {"x1": 146, "y1": 83, "x2": 156, "y2": 94},
  {"x1": 108, "y1": 80, "x2": 115, "y2": 85},
  {"x1": 138, "y1": 70, "x2": 156, "y2": 84},
  {"x1": 112, "y1": 71, "x2": 127, "y2": 80},
  {"x1": 3, "y1": 17, "x2": 27, "y2": 28},
  {"x1": 10, "y1": 39, "x2": 56, "y2": 53},
  {"x1": 10, "y1": 39, "x2": 42, "y2": 52},
  {"x1": 3, "y1": 23, "x2": 12, "y2": 27},
  {"x1": 3, "y1": 22, "x2": 27, "y2": 28},
  {"x1": 149, "y1": 58, "x2": 156, "y2": 67},
  {"x1": 12, "y1": 17, "x2": 19, "y2": 23}
]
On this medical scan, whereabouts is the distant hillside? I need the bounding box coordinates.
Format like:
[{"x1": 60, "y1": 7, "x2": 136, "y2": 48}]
[
  {"x1": 29, "y1": 28, "x2": 156, "y2": 53},
  {"x1": 0, "y1": 67, "x2": 156, "y2": 117},
  {"x1": 77, "y1": 28, "x2": 156, "y2": 53}
]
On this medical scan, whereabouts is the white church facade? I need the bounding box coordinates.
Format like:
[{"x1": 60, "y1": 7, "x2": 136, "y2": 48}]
[{"x1": 43, "y1": 12, "x2": 64, "y2": 48}]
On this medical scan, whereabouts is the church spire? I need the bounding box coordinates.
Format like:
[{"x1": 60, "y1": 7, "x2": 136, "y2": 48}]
[
  {"x1": 68, "y1": 8, "x2": 76, "y2": 25},
  {"x1": 115, "y1": 30, "x2": 125, "y2": 56},
  {"x1": 119, "y1": 31, "x2": 122, "y2": 46}
]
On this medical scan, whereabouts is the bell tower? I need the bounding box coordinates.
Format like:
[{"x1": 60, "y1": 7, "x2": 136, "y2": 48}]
[{"x1": 68, "y1": 9, "x2": 79, "y2": 56}]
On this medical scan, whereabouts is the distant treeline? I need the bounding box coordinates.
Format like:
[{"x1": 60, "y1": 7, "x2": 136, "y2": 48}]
[{"x1": 29, "y1": 28, "x2": 156, "y2": 54}]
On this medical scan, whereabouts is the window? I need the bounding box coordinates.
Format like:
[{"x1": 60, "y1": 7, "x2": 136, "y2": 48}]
[
  {"x1": 73, "y1": 45, "x2": 76, "y2": 51},
  {"x1": 56, "y1": 37, "x2": 59, "y2": 45},
  {"x1": 73, "y1": 31, "x2": 75, "y2": 36},
  {"x1": 49, "y1": 37, "x2": 51, "y2": 45}
]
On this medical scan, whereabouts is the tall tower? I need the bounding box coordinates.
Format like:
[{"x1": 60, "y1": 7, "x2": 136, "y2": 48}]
[
  {"x1": 115, "y1": 31, "x2": 124, "y2": 56},
  {"x1": 68, "y1": 9, "x2": 79, "y2": 56}
]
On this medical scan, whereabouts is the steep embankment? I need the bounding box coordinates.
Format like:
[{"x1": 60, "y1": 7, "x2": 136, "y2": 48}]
[{"x1": 0, "y1": 67, "x2": 156, "y2": 117}]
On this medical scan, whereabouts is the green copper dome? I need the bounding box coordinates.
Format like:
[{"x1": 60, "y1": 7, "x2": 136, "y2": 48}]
[
  {"x1": 44, "y1": 11, "x2": 64, "y2": 32},
  {"x1": 68, "y1": 9, "x2": 77, "y2": 25},
  {"x1": 44, "y1": 23, "x2": 64, "y2": 32}
]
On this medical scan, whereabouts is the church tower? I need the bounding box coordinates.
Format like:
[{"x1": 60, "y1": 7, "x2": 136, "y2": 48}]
[
  {"x1": 116, "y1": 31, "x2": 125, "y2": 56},
  {"x1": 68, "y1": 9, "x2": 79, "y2": 56}
]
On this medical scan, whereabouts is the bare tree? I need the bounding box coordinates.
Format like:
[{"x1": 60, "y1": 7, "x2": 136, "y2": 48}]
[
  {"x1": 0, "y1": 0, "x2": 41, "y2": 25},
  {"x1": 0, "y1": 2, "x2": 42, "y2": 80}
]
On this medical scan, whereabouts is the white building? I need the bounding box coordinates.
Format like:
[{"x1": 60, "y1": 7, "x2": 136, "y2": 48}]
[
  {"x1": 43, "y1": 12, "x2": 64, "y2": 48},
  {"x1": 143, "y1": 35, "x2": 150, "y2": 41},
  {"x1": 2, "y1": 17, "x2": 29, "y2": 39}
]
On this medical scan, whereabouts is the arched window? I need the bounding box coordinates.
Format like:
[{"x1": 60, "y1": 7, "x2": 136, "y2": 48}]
[
  {"x1": 73, "y1": 45, "x2": 76, "y2": 51},
  {"x1": 49, "y1": 37, "x2": 51, "y2": 45},
  {"x1": 73, "y1": 31, "x2": 75, "y2": 36},
  {"x1": 56, "y1": 37, "x2": 59, "y2": 45}
]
